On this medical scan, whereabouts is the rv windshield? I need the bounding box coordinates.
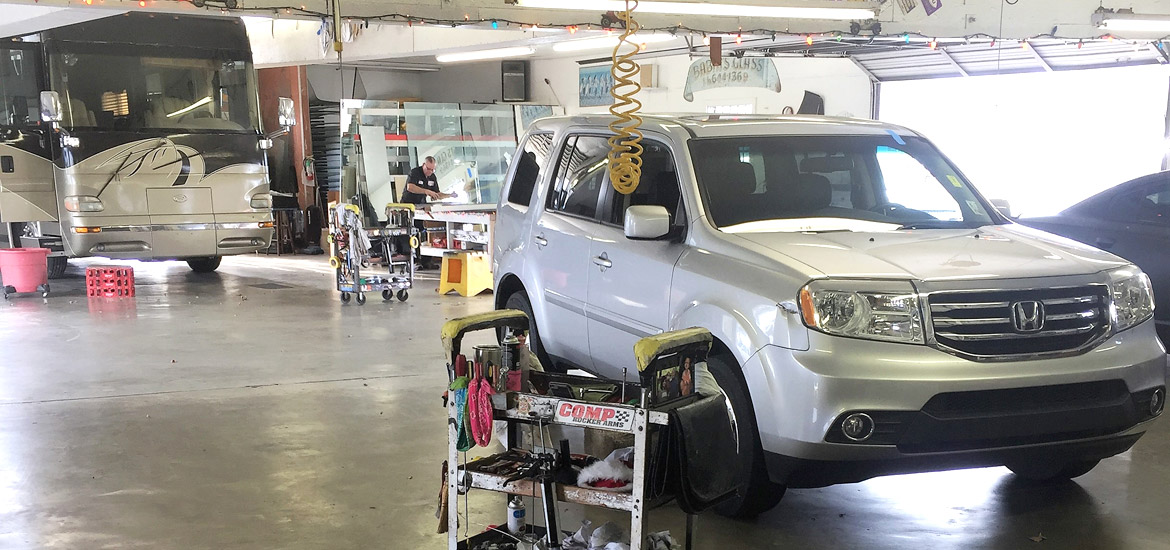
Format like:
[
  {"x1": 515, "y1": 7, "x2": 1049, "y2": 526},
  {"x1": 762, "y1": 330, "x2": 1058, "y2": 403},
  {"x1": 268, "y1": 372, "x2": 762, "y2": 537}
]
[
  {"x1": 689, "y1": 134, "x2": 998, "y2": 231},
  {"x1": 49, "y1": 49, "x2": 258, "y2": 133}
]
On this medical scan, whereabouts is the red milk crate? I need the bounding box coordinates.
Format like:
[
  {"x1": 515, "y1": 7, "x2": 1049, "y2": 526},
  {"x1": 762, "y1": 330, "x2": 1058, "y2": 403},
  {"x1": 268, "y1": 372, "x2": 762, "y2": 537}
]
[{"x1": 86, "y1": 266, "x2": 135, "y2": 298}]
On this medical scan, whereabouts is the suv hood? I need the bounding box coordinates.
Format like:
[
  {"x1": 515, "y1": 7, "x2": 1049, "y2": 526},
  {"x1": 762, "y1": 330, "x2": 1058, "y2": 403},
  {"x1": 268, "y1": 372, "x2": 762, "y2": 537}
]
[{"x1": 731, "y1": 223, "x2": 1127, "y2": 281}]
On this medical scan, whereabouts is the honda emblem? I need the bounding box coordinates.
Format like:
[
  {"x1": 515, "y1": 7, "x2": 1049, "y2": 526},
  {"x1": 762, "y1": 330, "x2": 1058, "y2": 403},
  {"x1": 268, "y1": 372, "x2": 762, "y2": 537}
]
[{"x1": 1011, "y1": 301, "x2": 1045, "y2": 333}]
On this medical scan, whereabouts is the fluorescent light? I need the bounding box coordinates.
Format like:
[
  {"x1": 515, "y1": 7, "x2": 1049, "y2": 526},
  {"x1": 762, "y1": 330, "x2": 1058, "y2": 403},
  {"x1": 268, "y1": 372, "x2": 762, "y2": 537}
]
[
  {"x1": 166, "y1": 96, "x2": 213, "y2": 118},
  {"x1": 1094, "y1": 12, "x2": 1170, "y2": 33},
  {"x1": 436, "y1": 46, "x2": 535, "y2": 63},
  {"x1": 553, "y1": 33, "x2": 677, "y2": 52},
  {"x1": 512, "y1": 0, "x2": 876, "y2": 20}
]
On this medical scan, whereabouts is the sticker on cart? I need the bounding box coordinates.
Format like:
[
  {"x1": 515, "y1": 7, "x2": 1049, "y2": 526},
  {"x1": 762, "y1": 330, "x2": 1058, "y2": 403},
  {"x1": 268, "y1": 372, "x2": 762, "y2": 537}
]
[{"x1": 555, "y1": 401, "x2": 634, "y2": 431}]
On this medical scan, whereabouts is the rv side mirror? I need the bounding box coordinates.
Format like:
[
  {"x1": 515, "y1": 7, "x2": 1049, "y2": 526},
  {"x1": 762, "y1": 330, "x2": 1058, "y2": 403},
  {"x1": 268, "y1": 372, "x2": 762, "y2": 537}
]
[
  {"x1": 40, "y1": 91, "x2": 61, "y2": 123},
  {"x1": 990, "y1": 199, "x2": 1013, "y2": 218},
  {"x1": 278, "y1": 97, "x2": 297, "y2": 128},
  {"x1": 625, "y1": 205, "x2": 671, "y2": 240}
]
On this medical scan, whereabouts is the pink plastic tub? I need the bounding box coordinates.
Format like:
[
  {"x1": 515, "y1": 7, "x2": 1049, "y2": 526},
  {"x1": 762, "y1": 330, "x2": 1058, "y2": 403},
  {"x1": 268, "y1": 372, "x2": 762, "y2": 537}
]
[{"x1": 0, "y1": 248, "x2": 50, "y2": 293}]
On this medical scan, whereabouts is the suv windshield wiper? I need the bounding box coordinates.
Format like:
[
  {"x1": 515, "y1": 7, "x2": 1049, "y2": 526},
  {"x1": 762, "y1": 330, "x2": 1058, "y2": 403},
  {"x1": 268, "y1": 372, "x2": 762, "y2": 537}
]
[{"x1": 895, "y1": 221, "x2": 977, "y2": 230}]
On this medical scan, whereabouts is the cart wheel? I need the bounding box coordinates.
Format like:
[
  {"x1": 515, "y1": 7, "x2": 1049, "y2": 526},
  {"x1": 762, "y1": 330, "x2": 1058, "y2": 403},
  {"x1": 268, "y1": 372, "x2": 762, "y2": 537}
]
[
  {"x1": 356, "y1": 293, "x2": 367, "y2": 305},
  {"x1": 341, "y1": 292, "x2": 351, "y2": 303},
  {"x1": 382, "y1": 289, "x2": 393, "y2": 301},
  {"x1": 37, "y1": 284, "x2": 49, "y2": 298},
  {"x1": 397, "y1": 289, "x2": 409, "y2": 302},
  {"x1": 3, "y1": 285, "x2": 15, "y2": 299}
]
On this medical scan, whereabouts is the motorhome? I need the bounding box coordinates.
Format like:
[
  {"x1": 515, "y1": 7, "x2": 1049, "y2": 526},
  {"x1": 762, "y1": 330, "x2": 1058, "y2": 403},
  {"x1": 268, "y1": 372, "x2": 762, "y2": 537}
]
[{"x1": 0, "y1": 12, "x2": 285, "y2": 275}]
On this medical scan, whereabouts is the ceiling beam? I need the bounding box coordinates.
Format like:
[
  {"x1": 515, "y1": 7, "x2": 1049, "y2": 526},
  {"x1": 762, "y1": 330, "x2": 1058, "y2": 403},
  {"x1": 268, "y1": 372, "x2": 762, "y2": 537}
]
[
  {"x1": 937, "y1": 48, "x2": 970, "y2": 77},
  {"x1": 1024, "y1": 42, "x2": 1054, "y2": 72}
]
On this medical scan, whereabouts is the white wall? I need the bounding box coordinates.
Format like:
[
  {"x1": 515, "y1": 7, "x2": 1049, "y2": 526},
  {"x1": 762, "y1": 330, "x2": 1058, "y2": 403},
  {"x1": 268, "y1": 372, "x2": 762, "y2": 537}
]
[
  {"x1": 528, "y1": 55, "x2": 873, "y2": 118},
  {"x1": 880, "y1": 65, "x2": 1170, "y2": 217},
  {"x1": 306, "y1": 66, "x2": 424, "y2": 102}
]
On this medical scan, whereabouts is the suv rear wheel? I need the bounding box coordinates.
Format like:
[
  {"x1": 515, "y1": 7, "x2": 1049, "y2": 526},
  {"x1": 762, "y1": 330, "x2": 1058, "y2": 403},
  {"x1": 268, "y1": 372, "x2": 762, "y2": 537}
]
[
  {"x1": 708, "y1": 352, "x2": 787, "y2": 518},
  {"x1": 502, "y1": 291, "x2": 564, "y2": 374}
]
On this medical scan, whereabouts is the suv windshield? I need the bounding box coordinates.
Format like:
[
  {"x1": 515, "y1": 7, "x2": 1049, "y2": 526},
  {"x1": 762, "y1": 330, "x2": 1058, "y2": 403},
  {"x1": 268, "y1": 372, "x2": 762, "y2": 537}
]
[
  {"x1": 689, "y1": 134, "x2": 997, "y2": 231},
  {"x1": 49, "y1": 45, "x2": 258, "y2": 133}
]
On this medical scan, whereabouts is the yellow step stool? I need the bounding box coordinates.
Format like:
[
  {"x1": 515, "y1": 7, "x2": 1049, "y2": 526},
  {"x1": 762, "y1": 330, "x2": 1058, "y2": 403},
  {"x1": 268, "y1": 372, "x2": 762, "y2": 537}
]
[{"x1": 438, "y1": 252, "x2": 493, "y2": 297}]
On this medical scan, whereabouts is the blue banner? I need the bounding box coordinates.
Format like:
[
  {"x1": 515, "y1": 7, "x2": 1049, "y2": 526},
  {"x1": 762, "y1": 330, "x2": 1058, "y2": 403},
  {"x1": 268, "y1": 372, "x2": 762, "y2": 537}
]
[{"x1": 579, "y1": 66, "x2": 615, "y2": 107}]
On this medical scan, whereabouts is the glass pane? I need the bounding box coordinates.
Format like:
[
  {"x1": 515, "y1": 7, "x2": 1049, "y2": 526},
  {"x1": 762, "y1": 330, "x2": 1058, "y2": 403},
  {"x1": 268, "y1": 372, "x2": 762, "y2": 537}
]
[
  {"x1": 690, "y1": 135, "x2": 994, "y2": 230},
  {"x1": 608, "y1": 140, "x2": 682, "y2": 226},
  {"x1": 549, "y1": 135, "x2": 608, "y2": 219},
  {"x1": 49, "y1": 50, "x2": 258, "y2": 132},
  {"x1": 402, "y1": 102, "x2": 518, "y2": 205},
  {"x1": 875, "y1": 146, "x2": 964, "y2": 221},
  {"x1": 0, "y1": 48, "x2": 40, "y2": 127},
  {"x1": 507, "y1": 133, "x2": 553, "y2": 206}
]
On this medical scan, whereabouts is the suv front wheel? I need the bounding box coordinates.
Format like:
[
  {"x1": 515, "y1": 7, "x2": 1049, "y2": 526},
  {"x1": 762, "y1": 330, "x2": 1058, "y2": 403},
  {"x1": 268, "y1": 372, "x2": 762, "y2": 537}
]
[
  {"x1": 708, "y1": 352, "x2": 787, "y2": 518},
  {"x1": 503, "y1": 290, "x2": 563, "y2": 374}
]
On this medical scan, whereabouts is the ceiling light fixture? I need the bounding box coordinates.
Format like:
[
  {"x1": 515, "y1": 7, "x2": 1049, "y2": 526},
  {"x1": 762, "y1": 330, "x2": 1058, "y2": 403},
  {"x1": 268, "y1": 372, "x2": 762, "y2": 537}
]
[
  {"x1": 1092, "y1": 9, "x2": 1170, "y2": 33},
  {"x1": 511, "y1": 0, "x2": 877, "y2": 21},
  {"x1": 436, "y1": 46, "x2": 536, "y2": 63},
  {"x1": 553, "y1": 33, "x2": 677, "y2": 52}
]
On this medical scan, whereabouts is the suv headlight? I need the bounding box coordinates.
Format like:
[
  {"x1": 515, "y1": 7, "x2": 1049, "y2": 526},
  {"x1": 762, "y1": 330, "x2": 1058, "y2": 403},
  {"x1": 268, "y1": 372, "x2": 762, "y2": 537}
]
[
  {"x1": 250, "y1": 193, "x2": 272, "y2": 209},
  {"x1": 798, "y1": 280, "x2": 924, "y2": 344},
  {"x1": 1109, "y1": 266, "x2": 1155, "y2": 332},
  {"x1": 64, "y1": 195, "x2": 103, "y2": 212}
]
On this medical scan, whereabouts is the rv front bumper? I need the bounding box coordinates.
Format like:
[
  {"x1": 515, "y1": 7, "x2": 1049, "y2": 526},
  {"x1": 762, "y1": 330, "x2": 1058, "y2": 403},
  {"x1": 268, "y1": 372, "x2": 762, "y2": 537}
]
[{"x1": 63, "y1": 214, "x2": 273, "y2": 259}]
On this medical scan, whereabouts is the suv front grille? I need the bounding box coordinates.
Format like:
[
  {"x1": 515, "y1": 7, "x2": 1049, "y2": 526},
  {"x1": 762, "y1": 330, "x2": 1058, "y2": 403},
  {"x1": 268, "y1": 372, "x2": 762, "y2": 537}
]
[{"x1": 928, "y1": 285, "x2": 1110, "y2": 358}]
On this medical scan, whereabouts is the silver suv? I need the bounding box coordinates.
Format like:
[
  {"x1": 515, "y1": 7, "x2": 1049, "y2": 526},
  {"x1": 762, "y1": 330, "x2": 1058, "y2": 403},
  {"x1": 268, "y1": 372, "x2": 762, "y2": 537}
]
[{"x1": 493, "y1": 115, "x2": 1167, "y2": 517}]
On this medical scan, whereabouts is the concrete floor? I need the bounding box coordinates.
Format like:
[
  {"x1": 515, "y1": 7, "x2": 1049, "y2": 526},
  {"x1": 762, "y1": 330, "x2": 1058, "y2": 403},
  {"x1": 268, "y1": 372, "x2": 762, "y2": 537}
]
[{"x1": 1, "y1": 254, "x2": 1168, "y2": 549}]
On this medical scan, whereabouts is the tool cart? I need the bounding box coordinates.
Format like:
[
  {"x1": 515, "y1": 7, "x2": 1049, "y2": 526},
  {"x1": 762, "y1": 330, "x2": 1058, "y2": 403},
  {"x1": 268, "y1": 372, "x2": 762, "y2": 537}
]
[
  {"x1": 327, "y1": 203, "x2": 416, "y2": 304},
  {"x1": 440, "y1": 311, "x2": 739, "y2": 550}
]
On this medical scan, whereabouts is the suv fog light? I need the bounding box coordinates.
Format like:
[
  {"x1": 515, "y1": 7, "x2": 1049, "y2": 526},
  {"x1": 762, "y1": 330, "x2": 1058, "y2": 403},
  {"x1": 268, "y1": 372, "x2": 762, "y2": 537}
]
[
  {"x1": 841, "y1": 413, "x2": 875, "y2": 442},
  {"x1": 1151, "y1": 388, "x2": 1165, "y2": 417}
]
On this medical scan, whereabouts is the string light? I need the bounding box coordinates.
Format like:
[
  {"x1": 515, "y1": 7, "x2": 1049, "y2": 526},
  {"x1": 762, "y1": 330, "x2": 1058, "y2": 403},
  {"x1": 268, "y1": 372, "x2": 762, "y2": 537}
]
[
  {"x1": 805, "y1": 35, "x2": 813, "y2": 46},
  {"x1": 929, "y1": 38, "x2": 937, "y2": 50},
  {"x1": 491, "y1": 20, "x2": 498, "y2": 29},
  {"x1": 903, "y1": 33, "x2": 910, "y2": 43}
]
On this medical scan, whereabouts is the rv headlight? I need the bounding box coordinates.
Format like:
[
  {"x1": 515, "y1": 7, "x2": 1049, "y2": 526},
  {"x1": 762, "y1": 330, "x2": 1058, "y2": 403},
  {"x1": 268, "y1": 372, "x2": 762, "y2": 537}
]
[
  {"x1": 250, "y1": 193, "x2": 272, "y2": 209},
  {"x1": 64, "y1": 195, "x2": 104, "y2": 212},
  {"x1": 799, "y1": 280, "x2": 924, "y2": 344},
  {"x1": 1109, "y1": 266, "x2": 1154, "y2": 333}
]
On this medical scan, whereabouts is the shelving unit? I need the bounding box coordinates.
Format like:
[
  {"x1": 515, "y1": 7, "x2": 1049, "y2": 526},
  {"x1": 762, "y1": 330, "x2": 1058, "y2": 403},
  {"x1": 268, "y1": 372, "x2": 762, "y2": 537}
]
[
  {"x1": 416, "y1": 205, "x2": 495, "y2": 264},
  {"x1": 442, "y1": 312, "x2": 710, "y2": 550}
]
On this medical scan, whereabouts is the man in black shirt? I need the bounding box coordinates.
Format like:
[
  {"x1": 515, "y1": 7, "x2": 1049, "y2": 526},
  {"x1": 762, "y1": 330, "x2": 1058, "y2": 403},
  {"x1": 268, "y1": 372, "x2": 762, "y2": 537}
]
[{"x1": 401, "y1": 156, "x2": 454, "y2": 204}]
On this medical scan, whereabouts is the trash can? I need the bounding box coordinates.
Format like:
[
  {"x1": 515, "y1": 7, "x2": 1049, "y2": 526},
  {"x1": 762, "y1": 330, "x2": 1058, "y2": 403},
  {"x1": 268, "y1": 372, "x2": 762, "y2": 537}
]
[{"x1": 0, "y1": 248, "x2": 50, "y2": 296}]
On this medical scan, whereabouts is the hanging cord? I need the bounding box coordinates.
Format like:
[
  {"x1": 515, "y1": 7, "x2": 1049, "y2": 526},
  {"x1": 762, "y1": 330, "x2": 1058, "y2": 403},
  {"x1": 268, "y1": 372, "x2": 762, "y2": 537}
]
[{"x1": 607, "y1": 0, "x2": 645, "y2": 195}]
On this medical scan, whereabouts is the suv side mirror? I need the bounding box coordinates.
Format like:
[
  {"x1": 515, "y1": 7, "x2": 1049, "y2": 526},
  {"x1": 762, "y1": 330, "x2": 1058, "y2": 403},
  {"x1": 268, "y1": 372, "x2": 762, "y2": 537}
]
[
  {"x1": 625, "y1": 205, "x2": 670, "y2": 240},
  {"x1": 278, "y1": 97, "x2": 297, "y2": 128},
  {"x1": 40, "y1": 91, "x2": 61, "y2": 123},
  {"x1": 990, "y1": 199, "x2": 1013, "y2": 218}
]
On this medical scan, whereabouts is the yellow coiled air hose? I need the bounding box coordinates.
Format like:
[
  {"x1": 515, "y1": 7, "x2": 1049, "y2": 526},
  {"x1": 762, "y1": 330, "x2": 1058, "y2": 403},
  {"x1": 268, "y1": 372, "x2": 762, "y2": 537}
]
[{"x1": 607, "y1": 0, "x2": 644, "y2": 195}]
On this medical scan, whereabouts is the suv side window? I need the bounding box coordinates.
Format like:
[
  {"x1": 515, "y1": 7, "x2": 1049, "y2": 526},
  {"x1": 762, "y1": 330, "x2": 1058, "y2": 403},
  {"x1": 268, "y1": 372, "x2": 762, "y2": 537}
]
[
  {"x1": 1110, "y1": 179, "x2": 1170, "y2": 225},
  {"x1": 604, "y1": 140, "x2": 686, "y2": 228},
  {"x1": 547, "y1": 135, "x2": 610, "y2": 220},
  {"x1": 507, "y1": 133, "x2": 553, "y2": 206}
]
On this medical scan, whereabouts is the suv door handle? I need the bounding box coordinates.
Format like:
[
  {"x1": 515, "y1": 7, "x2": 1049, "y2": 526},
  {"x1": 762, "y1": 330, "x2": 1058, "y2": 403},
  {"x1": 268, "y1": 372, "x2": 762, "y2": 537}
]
[
  {"x1": 1095, "y1": 237, "x2": 1115, "y2": 249},
  {"x1": 593, "y1": 253, "x2": 612, "y2": 270},
  {"x1": 533, "y1": 233, "x2": 548, "y2": 247}
]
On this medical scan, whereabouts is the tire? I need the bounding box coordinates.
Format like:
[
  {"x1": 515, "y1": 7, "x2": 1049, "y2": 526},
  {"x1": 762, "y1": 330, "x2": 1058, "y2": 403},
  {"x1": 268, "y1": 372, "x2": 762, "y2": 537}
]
[
  {"x1": 707, "y1": 352, "x2": 787, "y2": 518},
  {"x1": 356, "y1": 293, "x2": 367, "y2": 305},
  {"x1": 47, "y1": 256, "x2": 68, "y2": 279},
  {"x1": 397, "y1": 289, "x2": 409, "y2": 302},
  {"x1": 37, "y1": 284, "x2": 49, "y2": 298},
  {"x1": 341, "y1": 292, "x2": 351, "y2": 303},
  {"x1": 502, "y1": 290, "x2": 563, "y2": 374},
  {"x1": 1007, "y1": 459, "x2": 1100, "y2": 483},
  {"x1": 187, "y1": 256, "x2": 222, "y2": 273},
  {"x1": 383, "y1": 289, "x2": 393, "y2": 301}
]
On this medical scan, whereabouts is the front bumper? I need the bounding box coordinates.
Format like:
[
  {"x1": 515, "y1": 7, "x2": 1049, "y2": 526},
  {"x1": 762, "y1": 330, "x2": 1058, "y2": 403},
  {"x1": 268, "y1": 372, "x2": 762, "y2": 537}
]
[
  {"x1": 62, "y1": 213, "x2": 272, "y2": 259},
  {"x1": 740, "y1": 319, "x2": 1167, "y2": 480}
]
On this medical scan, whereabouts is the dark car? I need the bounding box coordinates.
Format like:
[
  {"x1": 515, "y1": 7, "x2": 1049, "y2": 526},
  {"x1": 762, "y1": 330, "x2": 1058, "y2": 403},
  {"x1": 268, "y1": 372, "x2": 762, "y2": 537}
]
[{"x1": 1021, "y1": 171, "x2": 1170, "y2": 346}]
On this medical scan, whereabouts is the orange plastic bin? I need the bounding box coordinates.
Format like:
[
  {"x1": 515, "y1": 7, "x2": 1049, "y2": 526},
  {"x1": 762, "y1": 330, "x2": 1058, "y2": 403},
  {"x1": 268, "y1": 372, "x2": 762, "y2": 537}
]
[{"x1": 0, "y1": 248, "x2": 51, "y2": 298}]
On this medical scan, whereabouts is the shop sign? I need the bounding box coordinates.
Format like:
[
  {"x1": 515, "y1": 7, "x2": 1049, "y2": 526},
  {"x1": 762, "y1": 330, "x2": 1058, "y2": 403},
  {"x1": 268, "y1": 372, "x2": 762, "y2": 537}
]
[
  {"x1": 683, "y1": 58, "x2": 781, "y2": 102},
  {"x1": 555, "y1": 401, "x2": 634, "y2": 431}
]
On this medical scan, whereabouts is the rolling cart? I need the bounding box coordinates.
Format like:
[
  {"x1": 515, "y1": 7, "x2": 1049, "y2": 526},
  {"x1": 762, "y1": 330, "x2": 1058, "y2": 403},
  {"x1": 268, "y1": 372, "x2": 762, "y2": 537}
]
[
  {"x1": 328, "y1": 203, "x2": 413, "y2": 305},
  {"x1": 441, "y1": 311, "x2": 736, "y2": 550}
]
